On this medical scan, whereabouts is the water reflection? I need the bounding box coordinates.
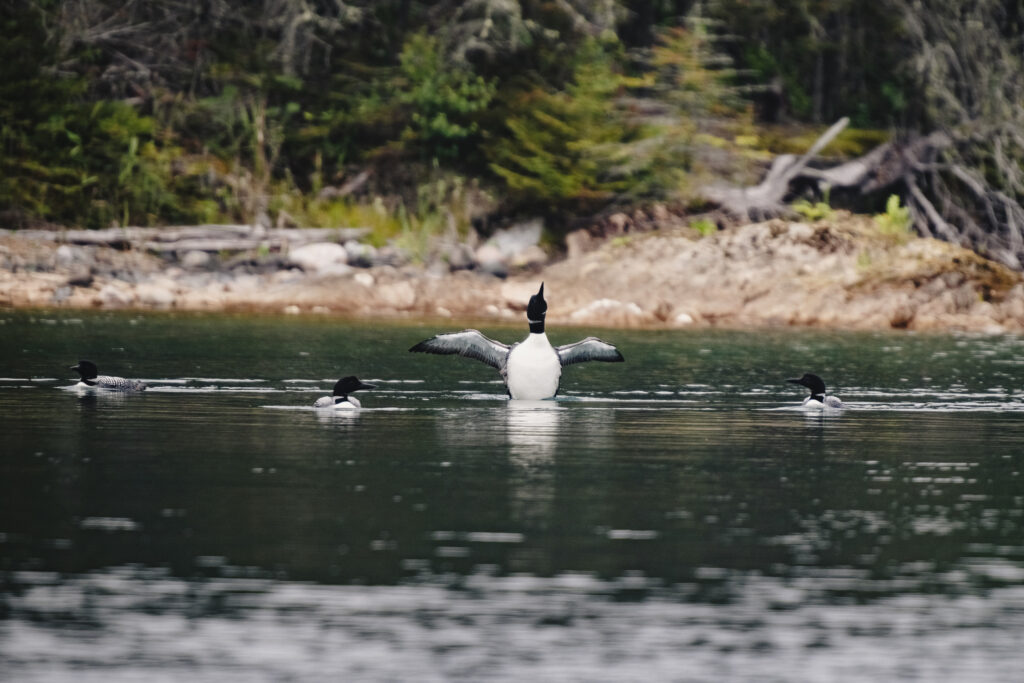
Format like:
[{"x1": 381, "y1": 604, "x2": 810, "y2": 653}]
[
  {"x1": 506, "y1": 401, "x2": 563, "y2": 534},
  {"x1": 314, "y1": 407, "x2": 362, "y2": 425},
  {"x1": 506, "y1": 400, "x2": 563, "y2": 458}
]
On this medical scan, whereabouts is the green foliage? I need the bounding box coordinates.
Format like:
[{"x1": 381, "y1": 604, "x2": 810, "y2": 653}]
[
  {"x1": 0, "y1": 0, "x2": 933, "y2": 235},
  {"x1": 650, "y1": 24, "x2": 745, "y2": 118},
  {"x1": 391, "y1": 173, "x2": 489, "y2": 260},
  {"x1": 272, "y1": 192, "x2": 404, "y2": 245},
  {"x1": 1, "y1": 77, "x2": 184, "y2": 227},
  {"x1": 691, "y1": 218, "x2": 717, "y2": 237},
  {"x1": 486, "y1": 38, "x2": 636, "y2": 211},
  {"x1": 636, "y1": 22, "x2": 756, "y2": 195},
  {"x1": 792, "y1": 199, "x2": 834, "y2": 221},
  {"x1": 269, "y1": 171, "x2": 487, "y2": 258},
  {"x1": 874, "y1": 194, "x2": 912, "y2": 237},
  {"x1": 395, "y1": 33, "x2": 496, "y2": 161},
  {"x1": 709, "y1": 0, "x2": 913, "y2": 126},
  {"x1": 758, "y1": 126, "x2": 889, "y2": 158},
  {"x1": 0, "y1": 4, "x2": 205, "y2": 228}
]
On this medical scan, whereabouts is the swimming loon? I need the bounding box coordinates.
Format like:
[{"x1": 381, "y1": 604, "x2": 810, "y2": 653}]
[
  {"x1": 787, "y1": 373, "x2": 843, "y2": 409},
  {"x1": 70, "y1": 360, "x2": 147, "y2": 392},
  {"x1": 410, "y1": 283, "x2": 624, "y2": 400},
  {"x1": 314, "y1": 376, "x2": 375, "y2": 410}
]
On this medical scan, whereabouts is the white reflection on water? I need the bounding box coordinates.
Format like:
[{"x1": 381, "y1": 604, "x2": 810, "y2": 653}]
[
  {"x1": 506, "y1": 401, "x2": 563, "y2": 532},
  {"x1": 506, "y1": 400, "x2": 563, "y2": 458},
  {"x1": 3, "y1": 566, "x2": 1023, "y2": 683}
]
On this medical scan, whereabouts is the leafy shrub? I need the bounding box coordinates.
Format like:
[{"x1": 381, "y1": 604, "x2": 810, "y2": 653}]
[
  {"x1": 691, "y1": 218, "x2": 718, "y2": 236},
  {"x1": 874, "y1": 194, "x2": 911, "y2": 237},
  {"x1": 792, "y1": 199, "x2": 834, "y2": 221},
  {"x1": 395, "y1": 33, "x2": 496, "y2": 162}
]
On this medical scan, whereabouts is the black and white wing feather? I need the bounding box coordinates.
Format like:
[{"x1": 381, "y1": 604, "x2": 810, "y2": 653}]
[
  {"x1": 409, "y1": 329, "x2": 510, "y2": 369},
  {"x1": 555, "y1": 337, "x2": 624, "y2": 367}
]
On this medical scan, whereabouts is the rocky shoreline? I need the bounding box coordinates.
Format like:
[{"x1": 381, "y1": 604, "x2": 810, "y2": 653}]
[{"x1": 2, "y1": 213, "x2": 1022, "y2": 333}]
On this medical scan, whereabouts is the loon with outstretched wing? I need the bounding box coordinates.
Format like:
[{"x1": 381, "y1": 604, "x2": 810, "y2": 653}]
[{"x1": 410, "y1": 283, "x2": 623, "y2": 400}]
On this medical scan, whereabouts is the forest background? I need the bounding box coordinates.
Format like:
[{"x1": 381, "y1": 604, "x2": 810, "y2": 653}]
[{"x1": 3, "y1": 0, "x2": 1023, "y2": 269}]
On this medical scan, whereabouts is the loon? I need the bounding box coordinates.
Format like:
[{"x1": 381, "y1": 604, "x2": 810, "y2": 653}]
[
  {"x1": 70, "y1": 360, "x2": 147, "y2": 392},
  {"x1": 410, "y1": 283, "x2": 624, "y2": 400},
  {"x1": 314, "y1": 376, "x2": 375, "y2": 410},
  {"x1": 787, "y1": 373, "x2": 843, "y2": 409}
]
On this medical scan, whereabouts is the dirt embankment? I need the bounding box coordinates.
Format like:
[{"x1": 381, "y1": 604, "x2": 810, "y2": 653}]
[{"x1": 2, "y1": 213, "x2": 1022, "y2": 332}]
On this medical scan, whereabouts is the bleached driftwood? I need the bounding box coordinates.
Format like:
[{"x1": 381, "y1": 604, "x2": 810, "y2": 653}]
[
  {"x1": 15, "y1": 225, "x2": 370, "y2": 253},
  {"x1": 702, "y1": 119, "x2": 1024, "y2": 269},
  {"x1": 702, "y1": 117, "x2": 850, "y2": 221}
]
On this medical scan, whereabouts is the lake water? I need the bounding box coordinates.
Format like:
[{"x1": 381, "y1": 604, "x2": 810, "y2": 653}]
[{"x1": 1, "y1": 310, "x2": 1023, "y2": 681}]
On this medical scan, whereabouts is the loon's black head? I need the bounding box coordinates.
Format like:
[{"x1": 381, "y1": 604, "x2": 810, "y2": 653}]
[
  {"x1": 333, "y1": 376, "x2": 375, "y2": 397},
  {"x1": 787, "y1": 372, "x2": 827, "y2": 398},
  {"x1": 70, "y1": 360, "x2": 98, "y2": 381},
  {"x1": 526, "y1": 282, "x2": 547, "y2": 333}
]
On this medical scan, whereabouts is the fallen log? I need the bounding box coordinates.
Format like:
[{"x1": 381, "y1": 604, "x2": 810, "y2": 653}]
[
  {"x1": 702, "y1": 117, "x2": 850, "y2": 221},
  {"x1": 701, "y1": 120, "x2": 1024, "y2": 270},
  {"x1": 13, "y1": 225, "x2": 371, "y2": 253}
]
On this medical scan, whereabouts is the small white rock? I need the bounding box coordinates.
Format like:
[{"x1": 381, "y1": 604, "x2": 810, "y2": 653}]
[
  {"x1": 136, "y1": 284, "x2": 175, "y2": 308},
  {"x1": 673, "y1": 312, "x2": 695, "y2": 325},
  {"x1": 97, "y1": 284, "x2": 134, "y2": 307},
  {"x1": 55, "y1": 245, "x2": 76, "y2": 268},
  {"x1": 181, "y1": 250, "x2": 211, "y2": 269},
  {"x1": 289, "y1": 242, "x2": 348, "y2": 273}
]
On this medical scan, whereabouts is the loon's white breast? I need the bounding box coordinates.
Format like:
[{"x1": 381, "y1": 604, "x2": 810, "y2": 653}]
[
  {"x1": 802, "y1": 395, "x2": 843, "y2": 410},
  {"x1": 505, "y1": 333, "x2": 561, "y2": 400},
  {"x1": 314, "y1": 395, "x2": 361, "y2": 410}
]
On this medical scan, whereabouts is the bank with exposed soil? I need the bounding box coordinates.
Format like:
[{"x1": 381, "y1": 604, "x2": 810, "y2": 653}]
[{"x1": 1, "y1": 213, "x2": 1022, "y2": 333}]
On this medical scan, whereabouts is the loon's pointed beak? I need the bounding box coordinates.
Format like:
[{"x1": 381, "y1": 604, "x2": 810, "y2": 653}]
[
  {"x1": 69, "y1": 364, "x2": 80, "y2": 371},
  {"x1": 357, "y1": 381, "x2": 376, "y2": 391},
  {"x1": 786, "y1": 378, "x2": 803, "y2": 385},
  {"x1": 537, "y1": 282, "x2": 544, "y2": 298}
]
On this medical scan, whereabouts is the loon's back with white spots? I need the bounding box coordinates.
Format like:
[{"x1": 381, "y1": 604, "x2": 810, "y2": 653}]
[
  {"x1": 70, "y1": 360, "x2": 146, "y2": 392},
  {"x1": 410, "y1": 283, "x2": 623, "y2": 400}
]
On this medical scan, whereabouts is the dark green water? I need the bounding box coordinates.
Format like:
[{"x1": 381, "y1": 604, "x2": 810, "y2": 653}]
[{"x1": 1, "y1": 310, "x2": 1023, "y2": 681}]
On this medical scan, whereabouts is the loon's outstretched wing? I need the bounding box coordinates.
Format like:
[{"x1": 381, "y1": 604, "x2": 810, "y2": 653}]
[
  {"x1": 556, "y1": 337, "x2": 624, "y2": 366},
  {"x1": 409, "y1": 329, "x2": 510, "y2": 369}
]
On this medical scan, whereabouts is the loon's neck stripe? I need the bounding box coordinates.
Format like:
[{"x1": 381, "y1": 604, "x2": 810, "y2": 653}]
[{"x1": 529, "y1": 320, "x2": 545, "y2": 333}]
